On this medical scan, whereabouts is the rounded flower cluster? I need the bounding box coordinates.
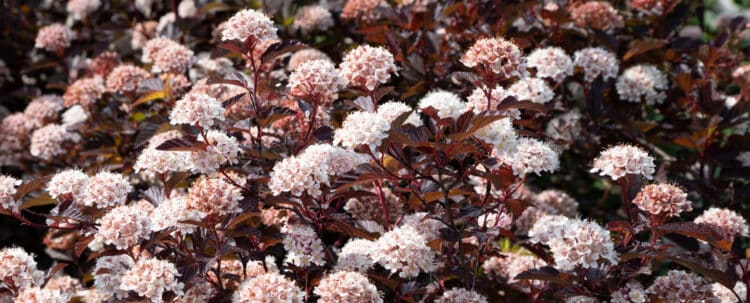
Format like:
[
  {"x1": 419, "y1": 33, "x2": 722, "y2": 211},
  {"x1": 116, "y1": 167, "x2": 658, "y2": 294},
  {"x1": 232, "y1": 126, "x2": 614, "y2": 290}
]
[
  {"x1": 288, "y1": 59, "x2": 345, "y2": 104},
  {"x1": 336, "y1": 238, "x2": 375, "y2": 272},
  {"x1": 570, "y1": 1, "x2": 623, "y2": 31},
  {"x1": 545, "y1": 110, "x2": 582, "y2": 147},
  {"x1": 106, "y1": 64, "x2": 151, "y2": 94},
  {"x1": 170, "y1": 92, "x2": 225, "y2": 128},
  {"x1": 24, "y1": 95, "x2": 64, "y2": 128},
  {"x1": 47, "y1": 169, "x2": 89, "y2": 203},
  {"x1": 610, "y1": 281, "x2": 648, "y2": 303},
  {"x1": 482, "y1": 252, "x2": 547, "y2": 283},
  {"x1": 93, "y1": 254, "x2": 134, "y2": 299},
  {"x1": 526, "y1": 47, "x2": 574, "y2": 82},
  {"x1": 402, "y1": 212, "x2": 445, "y2": 241},
  {"x1": 281, "y1": 223, "x2": 326, "y2": 267},
  {"x1": 590, "y1": 144, "x2": 655, "y2": 180},
  {"x1": 221, "y1": 9, "x2": 278, "y2": 43},
  {"x1": 616, "y1": 64, "x2": 669, "y2": 105},
  {"x1": 150, "y1": 193, "x2": 202, "y2": 234},
  {"x1": 694, "y1": 207, "x2": 749, "y2": 240},
  {"x1": 516, "y1": 190, "x2": 579, "y2": 234},
  {"x1": 269, "y1": 143, "x2": 367, "y2": 197},
  {"x1": 460, "y1": 37, "x2": 526, "y2": 79},
  {"x1": 81, "y1": 171, "x2": 132, "y2": 209},
  {"x1": 30, "y1": 124, "x2": 81, "y2": 160},
  {"x1": 646, "y1": 270, "x2": 718, "y2": 302},
  {"x1": 94, "y1": 204, "x2": 150, "y2": 249},
  {"x1": 120, "y1": 258, "x2": 184, "y2": 302},
  {"x1": 67, "y1": 0, "x2": 101, "y2": 20},
  {"x1": 15, "y1": 287, "x2": 67, "y2": 303},
  {"x1": 377, "y1": 101, "x2": 423, "y2": 126},
  {"x1": 45, "y1": 275, "x2": 82, "y2": 298},
  {"x1": 287, "y1": 49, "x2": 331, "y2": 71},
  {"x1": 339, "y1": 45, "x2": 398, "y2": 91},
  {"x1": 466, "y1": 86, "x2": 520, "y2": 119},
  {"x1": 333, "y1": 111, "x2": 391, "y2": 150},
  {"x1": 1, "y1": 113, "x2": 32, "y2": 152},
  {"x1": 435, "y1": 288, "x2": 489, "y2": 303},
  {"x1": 233, "y1": 272, "x2": 304, "y2": 303},
  {"x1": 341, "y1": 0, "x2": 387, "y2": 22},
  {"x1": 503, "y1": 138, "x2": 559, "y2": 176},
  {"x1": 35, "y1": 23, "x2": 73, "y2": 52},
  {"x1": 0, "y1": 247, "x2": 44, "y2": 289},
  {"x1": 63, "y1": 77, "x2": 105, "y2": 108},
  {"x1": 0, "y1": 175, "x2": 21, "y2": 212},
  {"x1": 633, "y1": 183, "x2": 692, "y2": 219},
  {"x1": 151, "y1": 43, "x2": 195, "y2": 74},
  {"x1": 573, "y1": 47, "x2": 620, "y2": 83},
  {"x1": 314, "y1": 271, "x2": 382, "y2": 303},
  {"x1": 188, "y1": 130, "x2": 241, "y2": 174},
  {"x1": 88, "y1": 50, "x2": 121, "y2": 77},
  {"x1": 142, "y1": 38, "x2": 178, "y2": 63},
  {"x1": 186, "y1": 176, "x2": 243, "y2": 217},
  {"x1": 419, "y1": 90, "x2": 467, "y2": 120},
  {"x1": 507, "y1": 77, "x2": 554, "y2": 104},
  {"x1": 528, "y1": 215, "x2": 618, "y2": 271},
  {"x1": 372, "y1": 225, "x2": 437, "y2": 278},
  {"x1": 134, "y1": 131, "x2": 192, "y2": 178},
  {"x1": 292, "y1": 5, "x2": 334, "y2": 34}
]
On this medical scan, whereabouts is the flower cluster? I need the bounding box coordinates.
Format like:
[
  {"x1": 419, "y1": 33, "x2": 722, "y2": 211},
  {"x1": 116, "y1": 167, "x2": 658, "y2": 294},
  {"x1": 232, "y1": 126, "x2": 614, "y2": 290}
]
[
  {"x1": 339, "y1": 45, "x2": 398, "y2": 91},
  {"x1": 529, "y1": 215, "x2": 618, "y2": 270}
]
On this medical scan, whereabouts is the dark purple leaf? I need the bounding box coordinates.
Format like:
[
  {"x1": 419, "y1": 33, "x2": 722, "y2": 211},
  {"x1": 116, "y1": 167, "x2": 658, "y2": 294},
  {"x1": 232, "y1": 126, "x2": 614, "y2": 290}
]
[{"x1": 261, "y1": 40, "x2": 307, "y2": 64}]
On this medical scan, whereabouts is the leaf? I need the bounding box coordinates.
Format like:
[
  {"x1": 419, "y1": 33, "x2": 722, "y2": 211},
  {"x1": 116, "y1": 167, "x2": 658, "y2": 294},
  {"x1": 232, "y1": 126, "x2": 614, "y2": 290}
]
[
  {"x1": 261, "y1": 40, "x2": 307, "y2": 64},
  {"x1": 654, "y1": 222, "x2": 731, "y2": 250},
  {"x1": 165, "y1": 171, "x2": 191, "y2": 194},
  {"x1": 14, "y1": 176, "x2": 51, "y2": 200},
  {"x1": 133, "y1": 90, "x2": 166, "y2": 106},
  {"x1": 496, "y1": 100, "x2": 548, "y2": 113},
  {"x1": 75, "y1": 234, "x2": 95, "y2": 258},
  {"x1": 515, "y1": 266, "x2": 573, "y2": 286},
  {"x1": 22, "y1": 193, "x2": 55, "y2": 209},
  {"x1": 222, "y1": 93, "x2": 247, "y2": 108},
  {"x1": 217, "y1": 41, "x2": 247, "y2": 54},
  {"x1": 134, "y1": 123, "x2": 161, "y2": 148},
  {"x1": 623, "y1": 39, "x2": 667, "y2": 61},
  {"x1": 328, "y1": 221, "x2": 378, "y2": 240},
  {"x1": 448, "y1": 113, "x2": 505, "y2": 142},
  {"x1": 451, "y1": 71, "x2": 480, "y2": 85},
  {"x1": 350, "y1": 96, "x2": 376, "y2": 113},
  {"x1": 373, "y1": 86, "x2": 394, "y2": 102},
  {"x1": 226, "y1": 212, "x2": 260, "y2": 229},
  {"x1": 44, "y1": 263, "x2": 69, "y2": 286},
  {"x1": 206, "y1": 71, "x2": 248, "y2": 88},
  {"x1": 257, "y1": 106, "x2": 296, "y2": 127},
  {"x1": 155, "y1": 135, "x2": 207, "y2": 152}
]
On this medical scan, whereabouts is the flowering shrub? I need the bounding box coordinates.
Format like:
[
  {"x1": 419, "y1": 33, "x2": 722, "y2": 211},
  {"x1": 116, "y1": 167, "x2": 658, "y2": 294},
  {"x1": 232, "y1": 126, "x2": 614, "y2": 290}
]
[{"x1": 2, "y1": 1, "x2": 750, "y2": 302}]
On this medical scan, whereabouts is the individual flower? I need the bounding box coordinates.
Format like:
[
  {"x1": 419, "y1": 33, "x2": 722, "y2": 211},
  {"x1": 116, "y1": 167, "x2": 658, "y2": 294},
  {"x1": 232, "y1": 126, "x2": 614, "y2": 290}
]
[
  {"x1": 372, "y1": 225, "x2": 437, "y2": 278},
  {"x1": 67, "y1": 0, "x2": 101, "y2": 20},
  {"x1": 694, "y1": 208, "x2": 749, "y2": 241},
  {"x1": 292, "y1": 5, "x2": 334, "y2": 34},
  {"x1": 47, "y1": 169, "x2": 89, "y2": 203},
  {"x1": 646, "y1": 270, "x2": 718, "y2": 302},
  {"x1": 151, "y1": 43, "x2": 195, "y2": 74},
  {"x1": 281, "y1": 223, "x2": 326, "y2": 267},
  {"x1": 93, "y1": 254, "x2": 134, "y2": 299},
  {"x1": 507, "y1": 77, "x2": 554, "y2": 104},
  {"x1": 94, "y1": 204, "x2": 151, "y2": 250},
  {"x1": 121, "y1": 258, "x2": 184, "y2": 302},
  {"x1": 590, "y1": 144, "x2": 655, "y2": 180},
  {"x1": 377, "y1": 101, "x2": 423, "y2": 126},
  {"x1": 63, "y1": 77, "x2": 105, "y2": 108},
  {"x1": 29, "y1": 124, "x2": 81, "y2": 160},
  {"x1": 287, "y1": 49, "x2": 331, "y2": 71},
  {"x1": 80, "y1": 171, "x2": 132, "y2": 209},
  {"x1": 288, "y1": 59, "x2": 345, "y2": 104},
  {"x1": 616, "y1": 64, "x2": 668, "y2": 105},
  {"x1": 0, "y1": 175, "x2": 21, "y2": 212},
  {"x1": 503, "y1": 138, "x2": 559, "y2": 176},
  {"x1": 435, "y1": 288, "x2": 488, "y2": 303},
  {"x1": 573, "y1": 47, "x2": 620, "y2": 83},
  {"x1": 24, "y1": 95, "x2": 64, "y2": 128},
  {"x1": 339, "y1": 45, "x2": 398, "y2": 91},
  {"x1": 0, "y1": 247, "x2": 44, "y2": 289},
  {"x1": 131, "y1": 21, "x2": 158, "y2": 50},
  {"x1": 610, "y1": 281, "x2": 648, "y2": 303},
  {"x1": 169, "y1": 92, "x2": 225, "y2": 128},
  {"x1": 333, "y1": 111, "x2": 391, "y2": 150},
  {"x1": 15, "y1": 287, "x2": 67, "y2": 303},
  {"x1": 465, "y1": 86, "x2": 520, "y2": 119},
  {"x1": 221, "y1": 9, "x2": 278, "y2": 43},
  {"x1": 186, "y1": 176, "x2": 243, "y2": 217},
  {"x1": 528, "y1": 215, "x2": 618, "y2": 271},
  {"x1": 341, "y1": 0, "x2": 388, "y2": 22},
  {"x1": 187, "y1": 130, "x2": 241, "y2": 174},
  {"x1": 233, "y1": 272, "x2": 304, "y2": 303},
  {"x1": 314, "y1": 271, "x2": 382, "y2": 303},
  {"x1": 336, "y1": 238, "x2": 375, "y2": 272},
  {"x1": 526, "y1": 47, "x2": 574, "y2": 82},
  {"x1": 570, "y1": 1, "x2": 623, "y2": 31},
  {"x1": 418, "y1": 90, "x2": 467, "y2": 119},
  {"x1": 633, "y1": 183, "x2": 692, "y2": 219},
  {"x1": 35, "y1": 23, "x2": 73, "y2": 52},
  {"x1": 545, "y1": 110, "x2": 582, "y2": 147},
  {"x1": 461, "y1": 37, "x2": 526, "y2": 79},
  {"x1": 106, "y1": 64, "x2": 151, "y2": 94}
]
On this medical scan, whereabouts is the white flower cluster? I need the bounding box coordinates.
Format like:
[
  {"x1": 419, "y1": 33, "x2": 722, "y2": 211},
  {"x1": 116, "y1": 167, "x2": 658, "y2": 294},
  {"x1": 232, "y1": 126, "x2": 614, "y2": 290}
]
[
  {"x1": 333, "y1": 111, "x2": 391, "y2": 151},
  {"x1": 528, "y1": 215, "x2": 617, "y2": 271},
  {"x1": 281, "y1": 223, "x2": 327, "y2": 267},
  {"x1": 371, "y1": 225, "x2": 437, "y2": 278},
  {"x1": 616, "y1": 64, "x2": 668, "y2": 105}
]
